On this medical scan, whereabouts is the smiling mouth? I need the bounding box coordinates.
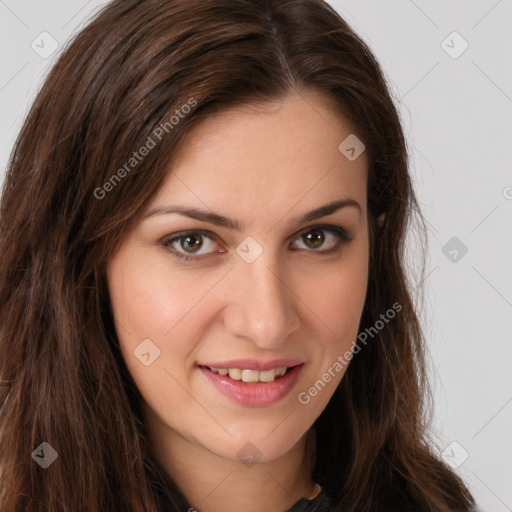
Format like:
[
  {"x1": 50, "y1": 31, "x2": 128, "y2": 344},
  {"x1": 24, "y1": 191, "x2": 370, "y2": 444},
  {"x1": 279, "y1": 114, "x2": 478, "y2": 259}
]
[
  {"x1": 198, "y1": 363, "x2": 304, "y2": 406},
  {"x1": 198, "y1": 365, "x2": 295, "y2": 383}
]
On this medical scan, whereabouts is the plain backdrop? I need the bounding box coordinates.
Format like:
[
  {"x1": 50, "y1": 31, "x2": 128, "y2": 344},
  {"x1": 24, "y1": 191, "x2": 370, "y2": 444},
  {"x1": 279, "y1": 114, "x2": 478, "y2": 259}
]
[{"x1": 0, "y1": 1, "x2": 511, "y2": 510}]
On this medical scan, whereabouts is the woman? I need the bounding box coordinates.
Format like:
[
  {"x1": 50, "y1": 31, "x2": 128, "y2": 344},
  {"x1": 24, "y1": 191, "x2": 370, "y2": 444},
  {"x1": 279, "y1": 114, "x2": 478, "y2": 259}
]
[{"x1": 0, "y1": 0, "x2": 477, "y2": 510}]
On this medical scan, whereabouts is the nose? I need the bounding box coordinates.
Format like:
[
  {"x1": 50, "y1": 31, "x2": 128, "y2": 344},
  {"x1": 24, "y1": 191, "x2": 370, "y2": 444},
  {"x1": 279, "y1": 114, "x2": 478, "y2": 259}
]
[{"x1": 221, "y1": 253, "x2": 301, "y2": 349}]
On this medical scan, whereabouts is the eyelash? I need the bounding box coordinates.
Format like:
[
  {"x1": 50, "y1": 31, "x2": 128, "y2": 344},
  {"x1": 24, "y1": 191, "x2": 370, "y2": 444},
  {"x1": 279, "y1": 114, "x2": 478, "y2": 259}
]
[{"x1": 161, "y1": 225, "x2": 353, "y2": 263}]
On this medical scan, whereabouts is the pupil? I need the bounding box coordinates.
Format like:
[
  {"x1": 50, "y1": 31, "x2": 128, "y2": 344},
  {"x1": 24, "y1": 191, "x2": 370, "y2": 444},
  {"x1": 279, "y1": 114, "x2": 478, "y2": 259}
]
[
  {"x1": 305, "y1": 230, "x2": 324, "y2": 249},
  {"x1": 183, "y1": 235, "x2": 202, "y2": 253}
]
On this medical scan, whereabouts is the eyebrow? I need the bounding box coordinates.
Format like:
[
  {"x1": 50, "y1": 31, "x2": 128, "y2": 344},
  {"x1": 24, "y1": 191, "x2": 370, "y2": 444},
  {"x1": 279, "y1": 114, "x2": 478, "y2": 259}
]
[{"x1": 143, "y1": 199, "x2": 361, "y2": 231}]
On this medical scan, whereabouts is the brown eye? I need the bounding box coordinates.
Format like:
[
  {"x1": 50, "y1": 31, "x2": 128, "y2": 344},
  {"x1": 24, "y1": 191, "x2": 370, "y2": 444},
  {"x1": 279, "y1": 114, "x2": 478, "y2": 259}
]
[
  {"x1": 162, "y1": 230, "x2": 222, "y2": 262},
  {"x1": 180, "y1": 234, "x2": 203, "y2": 253},
  {"x1": 303, "y1": 229, "x2": 325, "y2": 249},
  {"x1": 292, "y1": 225, "x2": 351, "y2": 253}
]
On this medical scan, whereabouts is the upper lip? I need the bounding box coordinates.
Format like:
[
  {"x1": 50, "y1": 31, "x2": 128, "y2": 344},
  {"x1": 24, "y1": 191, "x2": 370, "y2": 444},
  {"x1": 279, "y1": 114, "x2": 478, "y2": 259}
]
[{"x1": 199, "y1": 358, "x2": 304, "y2": 371}]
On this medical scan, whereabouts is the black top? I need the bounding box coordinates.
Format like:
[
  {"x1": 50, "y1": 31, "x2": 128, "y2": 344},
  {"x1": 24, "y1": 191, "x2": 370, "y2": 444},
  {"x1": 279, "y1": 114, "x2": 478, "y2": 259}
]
[{"x1": 286, "y1": 487, "x2": 333, "y2": 512}]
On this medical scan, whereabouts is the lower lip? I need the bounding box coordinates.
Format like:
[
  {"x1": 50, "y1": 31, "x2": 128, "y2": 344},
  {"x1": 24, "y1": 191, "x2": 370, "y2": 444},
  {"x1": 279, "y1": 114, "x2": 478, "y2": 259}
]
[{"x1": 199, "y1": 365, "x2": 303, "y2": 407}]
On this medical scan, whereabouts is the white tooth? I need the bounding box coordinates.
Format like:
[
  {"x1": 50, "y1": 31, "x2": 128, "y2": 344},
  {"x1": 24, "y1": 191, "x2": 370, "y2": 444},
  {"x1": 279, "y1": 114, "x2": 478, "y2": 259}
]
[
  {"x1": 258, "y1": 369, "x2": 277, "y2": 382},
  {"x1": 209, "y1": 367, "x2": 220, "y2": 374},
  {"x1": 217, "y1": 368, "x2": 228, "y2": 376},
  {"x1": 275, "y1": 367, "x2": 287, "y2": 377},
  {"x1": 228, "y1": 368, "x2": 242, "y2": 380},
  {"x1": 241, "y1": 369, "x2": 260, "y2": 383}
]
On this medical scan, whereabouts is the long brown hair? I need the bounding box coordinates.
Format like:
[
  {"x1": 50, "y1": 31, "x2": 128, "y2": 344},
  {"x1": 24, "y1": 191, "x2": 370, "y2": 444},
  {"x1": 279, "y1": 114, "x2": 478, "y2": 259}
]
[{"x1": 0, "y1": 0, "x2": 475, "y2": 510}]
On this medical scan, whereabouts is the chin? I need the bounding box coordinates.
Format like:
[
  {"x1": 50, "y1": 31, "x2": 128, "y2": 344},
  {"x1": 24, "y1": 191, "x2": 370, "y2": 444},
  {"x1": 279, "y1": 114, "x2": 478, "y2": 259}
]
[{"x1": 207, "y1": 422, "x2": 310, "y2": 465}]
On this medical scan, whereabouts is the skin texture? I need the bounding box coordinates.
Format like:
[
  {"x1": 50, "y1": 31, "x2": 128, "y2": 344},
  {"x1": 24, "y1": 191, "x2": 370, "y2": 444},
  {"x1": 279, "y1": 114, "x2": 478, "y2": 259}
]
[{"x1": 107, "y1": 91, "x2": 369, "y2": 512}]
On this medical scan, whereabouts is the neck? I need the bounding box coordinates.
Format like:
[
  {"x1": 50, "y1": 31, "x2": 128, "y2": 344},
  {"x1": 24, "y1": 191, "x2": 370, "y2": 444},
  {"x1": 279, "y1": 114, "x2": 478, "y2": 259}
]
[{"x1": 145, "y1": 410, "x2": 318, "y2": 512}]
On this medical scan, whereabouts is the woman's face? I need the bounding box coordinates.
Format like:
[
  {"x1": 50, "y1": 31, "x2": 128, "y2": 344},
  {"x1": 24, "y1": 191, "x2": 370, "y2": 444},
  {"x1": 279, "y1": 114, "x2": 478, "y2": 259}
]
[{"x1": 107, "y1": 91, "x2": 369, "y2": 465}]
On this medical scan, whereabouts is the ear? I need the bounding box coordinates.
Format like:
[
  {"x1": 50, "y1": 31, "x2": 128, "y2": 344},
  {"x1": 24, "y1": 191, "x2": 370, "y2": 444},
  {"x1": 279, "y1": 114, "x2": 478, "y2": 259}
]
[{"x1": 377, "y1": 212, "x2": 386, "y2": 228}]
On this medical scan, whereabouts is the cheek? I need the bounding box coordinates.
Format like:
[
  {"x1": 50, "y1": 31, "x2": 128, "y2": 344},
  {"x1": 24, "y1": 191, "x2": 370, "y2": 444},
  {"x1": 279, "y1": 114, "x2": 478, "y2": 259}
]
[
  {"x1": 294, "y1": 241, "x2": 368, "y2": 417},
  {"x1": 106, "y1": 251, "x2": 205, "y2": 378},
  {"x1": 108, "y1": 250, "x2": 205, "y2": 340},
  {"x1": 106, "y1": 253, "x2": 208, "y2": 415},
  {"x1": 304, "y1": 239, "x2": 369, "y2": 347}
]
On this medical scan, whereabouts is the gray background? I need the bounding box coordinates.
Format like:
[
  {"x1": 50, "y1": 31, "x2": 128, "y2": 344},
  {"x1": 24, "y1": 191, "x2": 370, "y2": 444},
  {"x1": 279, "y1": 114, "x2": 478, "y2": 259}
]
[{"x1": 0, "y1": 1, "x2": 511, "y2": 510}]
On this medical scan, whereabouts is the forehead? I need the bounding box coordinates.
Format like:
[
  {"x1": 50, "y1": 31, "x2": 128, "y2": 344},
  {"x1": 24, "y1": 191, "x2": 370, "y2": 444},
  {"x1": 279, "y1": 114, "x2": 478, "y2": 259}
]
[{"x1": 149, "y1": 91, "x2": 368, "y2": 220}]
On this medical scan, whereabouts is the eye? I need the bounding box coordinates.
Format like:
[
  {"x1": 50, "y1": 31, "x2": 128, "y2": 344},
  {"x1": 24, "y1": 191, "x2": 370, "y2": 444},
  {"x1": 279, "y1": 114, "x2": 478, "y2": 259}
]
[
  {"x1": 162, "y1": 230, "x2": 223, "y2": 262},
  {"x1": 291, "y1": 225, "x2": 352, "y2": 253},
  {"x1": 161, "y1": 225, "x2": 352, "y2": 263}
]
